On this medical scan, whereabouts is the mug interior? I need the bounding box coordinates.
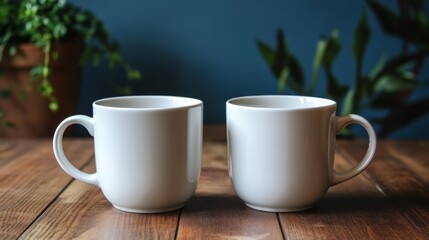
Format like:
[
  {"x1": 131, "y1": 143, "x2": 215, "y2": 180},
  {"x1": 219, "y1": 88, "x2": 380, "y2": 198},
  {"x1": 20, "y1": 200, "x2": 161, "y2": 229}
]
[
  {"x1": 228, "y1": 95, "x2": 335, "y2": 109},
  {"x1": 94, "y1": 96, "x2": 202, "y2": 109}
]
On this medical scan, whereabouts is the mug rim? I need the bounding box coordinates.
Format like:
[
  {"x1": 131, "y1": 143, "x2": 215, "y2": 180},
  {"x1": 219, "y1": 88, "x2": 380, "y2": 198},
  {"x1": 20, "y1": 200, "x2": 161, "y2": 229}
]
[
  {"x1": 93, "y1": 95, "x2": 202, "y2": 111},
  {"x1": 227, "y1": 95, "x2": 336, "y2": 111}
]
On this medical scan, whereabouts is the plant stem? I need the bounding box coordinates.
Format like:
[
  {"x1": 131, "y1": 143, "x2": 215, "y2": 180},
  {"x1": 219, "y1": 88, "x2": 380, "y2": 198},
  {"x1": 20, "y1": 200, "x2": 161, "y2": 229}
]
[
  {"x1": 42, "y1": 41, "x2": 58, "y2": 111},
  {"x1": 353, "y1": 57, "x2": 362, "y2": 113},
  {"x1": 43, "y1": 42, "x2": 50, "y2": 84}
]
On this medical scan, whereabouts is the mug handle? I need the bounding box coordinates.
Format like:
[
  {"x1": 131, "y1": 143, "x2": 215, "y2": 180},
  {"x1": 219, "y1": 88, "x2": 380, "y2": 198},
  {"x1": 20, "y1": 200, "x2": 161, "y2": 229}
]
[
  {"x1": 53, "y1": 115, "x2": 99, "y2": 186},
  {"x1": 331, "y1": 114, "x2": 377, "y2": 186}
]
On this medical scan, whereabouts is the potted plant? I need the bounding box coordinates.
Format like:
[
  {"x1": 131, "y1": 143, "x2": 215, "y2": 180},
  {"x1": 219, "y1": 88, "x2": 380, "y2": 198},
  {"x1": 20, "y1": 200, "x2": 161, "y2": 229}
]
[
  {"x1": 0, "y1": 0, "x2": 140, "y2": 138},
  {"x1": 257, "y1": 0, "x2": 429, "y2": 138}
]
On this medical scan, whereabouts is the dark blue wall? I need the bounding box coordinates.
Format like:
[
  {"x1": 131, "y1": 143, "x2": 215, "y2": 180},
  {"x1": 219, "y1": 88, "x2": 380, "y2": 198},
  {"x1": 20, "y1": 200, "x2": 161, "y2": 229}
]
[{"x1": 70, "y1": 0, "x2": 429, "y2": 138}]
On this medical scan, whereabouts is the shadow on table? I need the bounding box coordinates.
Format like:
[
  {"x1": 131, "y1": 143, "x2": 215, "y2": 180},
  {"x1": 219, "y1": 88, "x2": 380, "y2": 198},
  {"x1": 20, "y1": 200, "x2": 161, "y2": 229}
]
[
  {"x1": 183, "y1": 194, "x2": 252, "y2": 214},
  {"x1": 310, "y1": 190, "x2": 428, "y2": 214},
  {"x1": 182, "y1": 189, "x2": 428, "y2": 215}
]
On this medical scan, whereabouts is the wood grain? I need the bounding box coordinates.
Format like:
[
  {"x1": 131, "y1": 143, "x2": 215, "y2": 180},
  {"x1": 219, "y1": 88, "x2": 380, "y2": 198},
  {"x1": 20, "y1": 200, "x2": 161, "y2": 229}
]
[
  {"x1": 19, "y1": 160, "x2": 179, "y2": 240},
  {"x1": 1, "y1": 138, "x2": 429, "y2": 239},
  {"x1": 384, "y1": 141, "x2": 429, "y2": 183},
  {"x1": 0, "y1": 139, "x2": 93, "y2": 240},
  {"x1": 0, "y1": 139, "x2": 38, "y2": 168},
  {"x1": 278, "y1": 146, "x2": 424, "y2": 239},
  {"x1": 177, "y1": 142, "x2": 284, "y2": 240},
  {"x1": 338, "y1": 140, "x2": 429, "y2": 238}
]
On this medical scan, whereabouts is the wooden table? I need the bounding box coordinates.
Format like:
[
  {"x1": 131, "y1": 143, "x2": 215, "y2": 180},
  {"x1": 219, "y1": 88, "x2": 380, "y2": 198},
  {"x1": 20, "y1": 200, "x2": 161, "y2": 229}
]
[{"x1": 0, "y1": 138, "x2": 428, "y2": 239}]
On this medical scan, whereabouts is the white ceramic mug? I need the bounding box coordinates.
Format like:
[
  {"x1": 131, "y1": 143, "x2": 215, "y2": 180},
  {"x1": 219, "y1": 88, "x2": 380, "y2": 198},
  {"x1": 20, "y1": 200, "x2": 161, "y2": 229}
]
[
  {"x1": 227, "y1": 95, "x2": 376, "y2": 212},
  {"x1": 53, "y1": 96, "x2": 203, "y2": 213}
]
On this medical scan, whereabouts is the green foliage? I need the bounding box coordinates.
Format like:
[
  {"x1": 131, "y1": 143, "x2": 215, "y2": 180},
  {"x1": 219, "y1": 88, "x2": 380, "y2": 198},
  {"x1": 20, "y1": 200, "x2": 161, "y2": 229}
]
[
  {"x1": 256, "y1": 30, "x2": 305, "y2": 94},
  {"x1": 0, "y1": 0, "x2": 141, "y2": 117},
  {"x1": 257, "y1": 0, "x2": 429, "y2": 138}
]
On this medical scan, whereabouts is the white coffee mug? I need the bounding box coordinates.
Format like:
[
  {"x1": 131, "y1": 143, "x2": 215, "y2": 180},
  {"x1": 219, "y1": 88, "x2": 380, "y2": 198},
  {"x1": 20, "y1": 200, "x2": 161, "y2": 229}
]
[
  {"x1": 53, "y1": 96, "x2": 203, "y2": 213},
  {"x1": 227, "y1": 95, "x2": 376, "y2": 212}
]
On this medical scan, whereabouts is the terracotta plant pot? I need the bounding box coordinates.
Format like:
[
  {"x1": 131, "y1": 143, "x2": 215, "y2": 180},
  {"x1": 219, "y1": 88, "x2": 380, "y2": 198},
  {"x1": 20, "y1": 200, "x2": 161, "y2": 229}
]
[{"x1": 0, "y1": 41, "x2": 83, "y2": 138}]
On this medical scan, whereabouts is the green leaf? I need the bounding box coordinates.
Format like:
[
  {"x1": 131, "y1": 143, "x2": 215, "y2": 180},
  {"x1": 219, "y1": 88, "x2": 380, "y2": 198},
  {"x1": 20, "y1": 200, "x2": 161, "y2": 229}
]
[
  {"x1": 367, "y1": 0, "x2": 429, "y2": 47},
  {"x1": 366, "y1": 0, "x2": 399, "y2": 35},
  {"x1": 287, "y1": 54, "x2": 305, "y2": 89},
  {"x1": 326, "y1": 70, "x2": 348, "y2": 100},
  {"x1": 360, "y1": 76, "x2": 376, "y2": 97},
  {"x1": 0, "y1": 0, "x2": 141, "y2": 119},
  {"x1": 30, "y1": 66, "x2": 43, "y2": 81},
  {"x1": 258, "y1": 29, "x2": 305, "y2": 94},
  {"x1": 8, "y1": 46, "x2": 17, "y2": 56},
  {"x1": 352, "y1": 12, "x2": 371, "y2": 65},
  {"x1": 256, "y1": 40, "x2": 275, "y2": 67},
  {"x1": 277, "y1": 67, "x2": 290, "y2": 94},
  {"x1": 274, "y1": 29, "x2": 289, "y2": 76},
  {"x1": 49, "y1": 101, "x2": 59, "y2": 112},
  {"x1": 42, "y1": 66, "x2": 49, "y2": 77},
  {"x1": 39, "y1": 82, "x2": 53, "y2": 96},
  {"x1": 53, "y1": 23, "x2": 67, "y2": 39},
  {"x1": 310, "y1": 39, "x2": 328, "y2": 93},
  {"x1": 75, "y1": 13, "x2": 87, "y2": 22},
  {"x1": 368, "y1": 55, "x2": 387, "y2": 80},
  {"x1": 382, "y1": 55, "x2": 415, "y2": 75},
  {"x1": 274, "y1": 30, "x2": 305, "y2": 93},
  {"x1": 319, "y1": 31, "x2": 346, "y2": 100},
  {"x1": 108, "y1": 51, "x2": 122, "y2": 68},
  {"x1": 127, "y1": 69, "x2": 141, "y2": 80},
  {"x1": 327, "y1": 31, "x2": 341, "y2": 63},
  {"x1": 341, "y1": 88, "x2": 355, "y2": 115},
  {"x1": 370, "y1": 54, "x2": 416, "y2": 88},
  {"x1": 323, "y1": 30, "x2": 341, "y2": 68},
  {"x1": 374, "y1": 73, "x2": 418, "y2": 93}
]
